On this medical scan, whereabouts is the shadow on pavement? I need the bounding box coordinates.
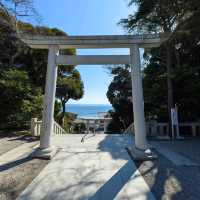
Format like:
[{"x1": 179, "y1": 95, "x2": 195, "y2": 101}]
[
  {"x1": 96, "y1": 134, "x2": 200, "y2": 200},
  {"x1": 97, "y1": 134, "x2": 133, "y2": 161},
  {"x1": 16, "y1": 134, "x2": 200, "y2": 200},
  {"x1": 88, "y1": 160, "x2": 135, "y2": 200},
  {"x1": 0, "y1": 156, "x2": 33, "y2": 172}
]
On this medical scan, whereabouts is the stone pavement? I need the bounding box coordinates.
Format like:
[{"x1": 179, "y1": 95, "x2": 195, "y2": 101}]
[
  {"x1": 17, "y1": 135, "x2": 200, "y2": 200},
  {"x1": 17, "y1": 135, "x2": 155, "y2": 200}
]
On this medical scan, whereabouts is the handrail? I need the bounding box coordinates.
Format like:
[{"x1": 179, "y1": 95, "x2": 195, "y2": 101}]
[
  {"x1": 124, "y1": 123, "x2": 134, "y2": 135},
  {"x1": 53, "y1": 120, "x2": 67, "y2": 135},
  {"x1": 123, "y1": 121, "x2": 200, "y2": 137},
  {"x1": 31, "y1": 118, "x2": 67, "y2": 136}
]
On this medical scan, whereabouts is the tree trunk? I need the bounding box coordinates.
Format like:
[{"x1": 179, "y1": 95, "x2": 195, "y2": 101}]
[
  {"x1": 166, "y1": 45, "x2": 174, "y2": 137},
  {"x1": 175, "y1": 49, "x2": 181, "y2": 68}
]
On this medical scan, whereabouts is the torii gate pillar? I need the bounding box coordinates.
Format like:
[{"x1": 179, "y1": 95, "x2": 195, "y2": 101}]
[
  {"x1": 130, "y1": 44, "x2": 148, "y2": 150},
  {"x1": 129, "y1": 45, "x2": 157, "y2": 160},
  {"x1": 34, "y1": 45, "x2": 59, "y2": 159}
]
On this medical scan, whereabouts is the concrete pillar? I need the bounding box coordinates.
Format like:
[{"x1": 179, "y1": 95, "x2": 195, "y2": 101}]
[
  {"x1": 40, "y1": 45, "x2": 59, "y2": 151},
  {"x1": 31, "y1": 118, "x2": 38, "y2": 136},
  {"x1": 130, "y1": 45, "x2": 148, "y2": 150}
]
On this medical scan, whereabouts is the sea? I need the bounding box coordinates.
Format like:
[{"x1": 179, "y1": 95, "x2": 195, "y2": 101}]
[{"x1": 66, "y1": 104, "x2": 112, "y2": 118}]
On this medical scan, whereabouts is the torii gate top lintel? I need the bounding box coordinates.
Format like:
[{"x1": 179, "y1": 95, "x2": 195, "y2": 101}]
[{"x1": 21, "y1": 34, "x2": 168, "y2": 49}]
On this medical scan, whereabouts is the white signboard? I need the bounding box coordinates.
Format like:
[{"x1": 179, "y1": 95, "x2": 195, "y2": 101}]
[{"x1": 171, "y1": 108, "x2": 178, "y2": 125}]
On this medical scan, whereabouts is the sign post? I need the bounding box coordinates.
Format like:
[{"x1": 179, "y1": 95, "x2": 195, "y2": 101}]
[{"x1": 171, "y1": 104, "x2": 180, "y2": 139}]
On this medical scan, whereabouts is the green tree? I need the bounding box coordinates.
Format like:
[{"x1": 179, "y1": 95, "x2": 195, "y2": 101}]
[
  {"x1": 143, "y1": 49, "x2": 168, "y2": 121},
  {"x1": 73, "y1": 122, "x2": 86, "y2": 134},
  {"x1": 120, "y1": 0, "x2": 200, "y2": 131},
  {"x1": 0, "y1": 0, "x2": 38, "y2": 33},
  {"x1": 0, "y1": 9, "x2": 83, "y2": 130},
  {"x1": 143, "y1": 38, "x2": 200, "y2": 123},
  {"x1": 56, "y1": 68, "x2": 84, "y2": 125},
  {"x1": 122, "y1": 0, "x2": 200, "y2": 123},
  {"x1": 106, "y1": 65, "x2": 133, "y2": 133},
  {"x1": 0, "y1": 69, "x2": 43, "y2": 129},
  {"x1": 120, "y1": 0, "x2": 182, "y2": 127}
]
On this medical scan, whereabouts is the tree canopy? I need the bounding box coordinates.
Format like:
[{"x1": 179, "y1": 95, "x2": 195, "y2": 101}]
[
  {"x1": 56, "y1": 67, "x2": 84, "y2": 126},
  {"x1": 106, "y1": 65, "x2": 133, "y2": 133},
  {"x1": 0, "y1": 9, "x2": 84, "y2": 130},
  {"x1": 107, "y1": 0, "x2": 200, "y2": 133}
]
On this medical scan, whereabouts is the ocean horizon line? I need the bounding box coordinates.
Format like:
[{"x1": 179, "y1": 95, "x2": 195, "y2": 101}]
[
  {"x1": 65, "y1": 104, "x2": 112, "y2": 117},
  {"x1": 67, "y1": 103, "x2": 112, "y2": 106}
]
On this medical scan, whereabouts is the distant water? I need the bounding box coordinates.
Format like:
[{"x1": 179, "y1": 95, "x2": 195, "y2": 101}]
[{"x1": 66, "y1": 104, "x2": 112, "y2": 118}]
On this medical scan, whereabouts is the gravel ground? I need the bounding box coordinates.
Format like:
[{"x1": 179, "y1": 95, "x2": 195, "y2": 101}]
[
  {"x1": 0, "y1": 157, "x2": 48, "y2": 200},
  {"x1": 154, "y1": 139, "x2": 200, "y2": 164},
  {"x1": 0, "y1": 132, "x2": 38, "y2": 156},
  {"x1": 0, "y1": 132, "x2": 49, "y2": 200},
  {"x1": 135, "y1": 141, "x2": 200, "y2": 200}
]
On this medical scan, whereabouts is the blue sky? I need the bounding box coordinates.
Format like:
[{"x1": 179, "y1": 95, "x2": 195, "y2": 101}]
[{"x1": 32, "y1": 0, "x2": 133, "y2": 104}]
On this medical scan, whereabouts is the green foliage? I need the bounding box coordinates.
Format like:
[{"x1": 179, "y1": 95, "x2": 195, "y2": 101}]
[
  {"x1": 120, "y1": 0, "x2": 194, "y2": 33},
  {"x1": 143, "y1": 49, "x2": 168, "y2": 121},
  {"x1": 56, "y1": 112, "x2": 77, "y2": 133},
  {"x1": 106, "y1": 110, "x2": 124, "y2": 134},
  {"x1": 73, "y1": 122, "x2": 86, "y2": 134},
  {"x1": 0, "y1": 9, "x2": 83, "y2": 130},
  {"x1": 107, "y1": 34, "x2": 200, "y2": 132},
  {"x1": 0, "y1": 69, "x2": 43, "y2": 129},
  {"x1": 56, "y1": 67, "x2": 84, "y2": 126},
  {"x1": 21, "y1": 94, "x2": 43, "y2": 119},
  {"x1": 106, "y1": 65, "x2": 133, "y2": 133},
  {"x1": 0, "y1": 0, "x2": 37, "y2": 32},
  {"x1": 54, "y1": 100, "x2": 62, "y2": 119},
  {"x1": 56, "y1": 69, "x2": 84, "y2": 105},
  {"x1": 143, "y1": 36, "x2": 200, "y2": 122},
  {"x1": 111, "y1": 0, "x2": 200, "y2": 132}
]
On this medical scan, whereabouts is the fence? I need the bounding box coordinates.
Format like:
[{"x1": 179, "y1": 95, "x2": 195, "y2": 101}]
[
  {"x1": 124, "y1": 121, "x2": 200, "y2": 137},
  {"x1": 31, "y1": 118, "x2": 67, "y2": 136}
]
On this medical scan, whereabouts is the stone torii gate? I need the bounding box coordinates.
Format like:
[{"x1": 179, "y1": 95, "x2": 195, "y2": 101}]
[{"x1": 22, "y1": 34, "x2": 166, "y2": 160}]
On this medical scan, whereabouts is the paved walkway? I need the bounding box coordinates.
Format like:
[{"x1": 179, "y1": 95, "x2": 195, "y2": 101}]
[
  {"x1": 16, "y1": 135, "x2": 200, "y2": 200},
  {"x1": 17, "y1": 135, "x2": 155, "y2": 200}
]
